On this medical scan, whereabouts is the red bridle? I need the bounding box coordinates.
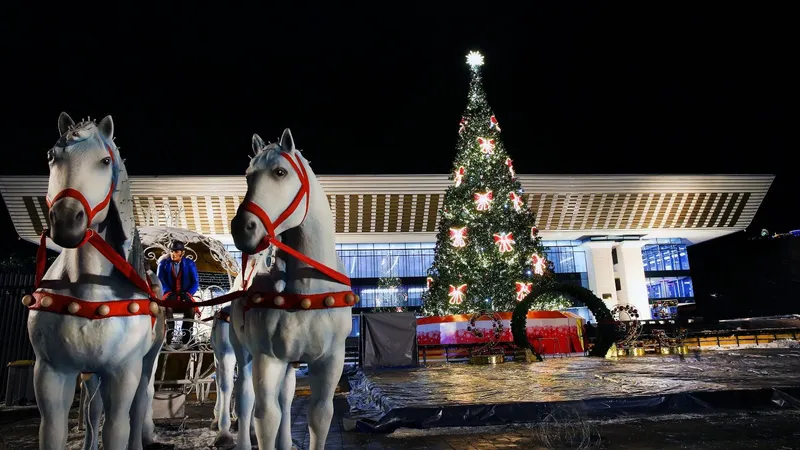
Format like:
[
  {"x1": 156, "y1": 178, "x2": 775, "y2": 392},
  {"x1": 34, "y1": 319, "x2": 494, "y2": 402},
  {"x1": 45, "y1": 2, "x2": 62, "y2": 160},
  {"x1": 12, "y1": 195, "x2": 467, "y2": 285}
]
[
  {"x1": 44, "y1": 143, "x2": 116, "y2": 247},
  {"x1": 239, "y1": 152, "x2": 351, "y2": 288}
]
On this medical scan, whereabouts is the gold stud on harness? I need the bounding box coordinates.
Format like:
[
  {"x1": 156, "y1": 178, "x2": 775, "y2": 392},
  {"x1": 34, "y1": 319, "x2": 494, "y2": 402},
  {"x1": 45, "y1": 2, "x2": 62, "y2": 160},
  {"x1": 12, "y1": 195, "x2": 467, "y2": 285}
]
[
  {"x1": 97, "y1": 305, "x2": 110, "y2": 316},
  {"x1": 301, "y1": 298, "x2": 312, "y2": 309},
  {"x1": 40, "y1": 296, "x2": 53, "y2": 308},
  {"x1": 22, "y1": 295, "x2": 33, "y2": 307},
  {"x1": 68, "y1": 302, "x2": 81, "y2": 314},
  {"x1": 324, "y1": 296, "x2": 335, "y2": 307},
  {"x1": 128, "y1": 302, "x2": 140, "y2": 313},
  {"x1": 274, "y1": 296, "x2": 285, "y2": 306}
]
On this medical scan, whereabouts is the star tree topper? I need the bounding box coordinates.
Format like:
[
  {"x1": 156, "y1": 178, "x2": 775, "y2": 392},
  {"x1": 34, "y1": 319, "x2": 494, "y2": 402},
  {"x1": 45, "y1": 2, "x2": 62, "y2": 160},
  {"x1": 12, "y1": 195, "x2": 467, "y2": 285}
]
[{"x1": 466, "y1": 50, "x2": 484, "y2": 68}]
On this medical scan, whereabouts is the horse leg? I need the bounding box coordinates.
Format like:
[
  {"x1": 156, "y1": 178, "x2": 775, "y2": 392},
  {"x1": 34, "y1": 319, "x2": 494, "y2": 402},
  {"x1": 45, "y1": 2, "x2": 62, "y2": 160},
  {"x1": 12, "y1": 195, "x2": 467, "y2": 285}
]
[
  {"x1": 33, "y1": 361, "x2": 77, "y2": 450},
  {"x1": 212, "y1": 326, "x2": 236, "y2": 448},
  {"x1": 210, "y1": 351, "x2": 222, "y2": 432},
  {"x1": 129, "y1": 329, "x2": 164, "y2": 450},
  {"x1": 231, "y1": 330, "x2": 254, "y2": 450},
  {"x1": 277, "y1": 363, "x2": 297, "y2": 450},
  {"x1": 251, "y1": 353, "x2": 288, "y2": 450},
  {"x1": 144, "y1": 317, "x2": 166, "y2": 447},
  {"x1": 99, "y1": 360, "x2": 143, "y2": 450},
  {"x1": 307, "y1": 350, "x2": 345, "y2": 450},
  {"x1": 82, "y1": 374, "x2": 103, "y2": 450}
]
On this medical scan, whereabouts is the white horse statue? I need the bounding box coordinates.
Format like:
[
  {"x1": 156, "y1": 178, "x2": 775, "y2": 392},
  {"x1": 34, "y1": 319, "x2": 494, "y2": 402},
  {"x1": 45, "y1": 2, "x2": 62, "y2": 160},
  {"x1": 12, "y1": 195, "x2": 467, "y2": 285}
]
[
  {"x1": 22, "y1": 112, "x2": 166, "y2": 450},
  {"x1": 210, "y1": 237, "x2": 295, "y2": 449},
  {"x1": 229, "y1": 129, "x2": 358, "y2": 450}
]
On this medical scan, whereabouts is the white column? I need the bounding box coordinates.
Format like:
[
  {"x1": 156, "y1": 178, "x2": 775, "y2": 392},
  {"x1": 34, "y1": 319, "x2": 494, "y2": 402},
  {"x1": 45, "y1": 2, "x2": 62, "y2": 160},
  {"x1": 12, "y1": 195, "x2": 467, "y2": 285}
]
[
  {"x1": 580, "y1": 242, "x2": 617, "y2": 311},
  {"x1": 614, "y1": 241, "x2": 652, "y2": 320}
]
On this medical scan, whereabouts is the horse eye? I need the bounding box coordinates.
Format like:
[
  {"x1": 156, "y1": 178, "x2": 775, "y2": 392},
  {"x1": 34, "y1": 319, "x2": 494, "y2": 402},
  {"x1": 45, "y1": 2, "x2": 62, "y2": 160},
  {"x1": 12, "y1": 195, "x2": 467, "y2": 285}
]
[
  {"x1": 47, "y1": 150, "x2": 54, "y2": 162},
  {"x1": 274, "y1": 168, "x2": 287, "y2": 177},
  {"x1": 101, "y1": 157, "x2": 111, "y2": 165}
]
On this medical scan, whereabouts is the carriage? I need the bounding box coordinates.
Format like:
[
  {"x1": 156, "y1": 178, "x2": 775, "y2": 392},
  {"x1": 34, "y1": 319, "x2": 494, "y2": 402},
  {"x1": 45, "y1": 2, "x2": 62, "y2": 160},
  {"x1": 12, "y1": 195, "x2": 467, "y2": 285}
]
[{"x1": 138, "y1": 226, "x2": 242, "y2": 406}]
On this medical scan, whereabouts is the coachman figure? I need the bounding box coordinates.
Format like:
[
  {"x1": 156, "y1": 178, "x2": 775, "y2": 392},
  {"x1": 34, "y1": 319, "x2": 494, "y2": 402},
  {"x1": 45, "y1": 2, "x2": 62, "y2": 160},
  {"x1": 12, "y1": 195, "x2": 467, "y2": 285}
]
[{"x1": 157, "y1": 240, "x2": 200, "y2": 345}]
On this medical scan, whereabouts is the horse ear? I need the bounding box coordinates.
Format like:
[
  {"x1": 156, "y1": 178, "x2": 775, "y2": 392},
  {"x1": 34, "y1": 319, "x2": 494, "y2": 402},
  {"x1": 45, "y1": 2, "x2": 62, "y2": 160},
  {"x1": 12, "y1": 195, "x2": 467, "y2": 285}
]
[
  {"x1": 279, "y1": 128, "x2": 295, "y2": 152},
  {"x1": 58, "y1": 112, "x2": 74, "y2": 135},
  {"x1": 98, "y1": 115, "x2": 114, "y2": 142},
  {"x1": 252, "y1": 134, "x2": 266, "y2": 153}
]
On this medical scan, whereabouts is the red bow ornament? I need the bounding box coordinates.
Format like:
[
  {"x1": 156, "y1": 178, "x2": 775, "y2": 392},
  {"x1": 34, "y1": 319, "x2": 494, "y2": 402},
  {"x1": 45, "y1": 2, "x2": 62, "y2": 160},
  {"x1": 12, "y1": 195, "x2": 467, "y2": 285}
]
[
  {"x1": 448, "y1": 284, "x2": 467, "y2": 305},
  {"x1": 477, "y1": 137, "x2": 496, "y2": 155},
  {"x1": 493, "y1": 232, "x2": 516, "y2": 253},
  {"x1": 474, "y1": 191, "x2": 493, "y2": 211},
  {"x1": 515, "y1": 281, "x2": 533, "y2": 301},
  {"x1": 449, "y1": 227, "x2": 468, "y2": 248},
  {"x1": 490, "y1": 115, "x2": 501, "y2": 132},
  {"x1": 509, "y1": 192, "x2": 524, "y2": 211},
  {"x1": 454, "y1": 166, "x2": 465, "y2": 187}
]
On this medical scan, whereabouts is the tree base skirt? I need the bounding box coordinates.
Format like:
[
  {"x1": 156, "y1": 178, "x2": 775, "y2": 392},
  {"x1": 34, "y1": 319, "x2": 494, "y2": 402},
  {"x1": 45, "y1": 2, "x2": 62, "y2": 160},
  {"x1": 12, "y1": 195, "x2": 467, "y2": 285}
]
[
  {"x1": 614, "y1": 347, "x2": 646, "y2": 357},
  {"x1": 514, "y1": 348, "x2": 540, "y2": 363},
  {"x1": 469, "y1": 354, "x2": 505, "y2": 365},
  {"x1": 660, "y1": 345, "x2": 690, "y2": 355}
]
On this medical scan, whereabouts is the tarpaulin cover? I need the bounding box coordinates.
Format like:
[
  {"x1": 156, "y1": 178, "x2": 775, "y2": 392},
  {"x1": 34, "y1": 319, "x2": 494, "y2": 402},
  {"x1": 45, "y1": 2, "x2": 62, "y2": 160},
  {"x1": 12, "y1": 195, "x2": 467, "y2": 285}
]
[
  {"x1": 361, "y1": 312, "x2": 418, "y2": 369},
  {"x1": 347, "y1": 348, "x2": 800, "y2": 432}
]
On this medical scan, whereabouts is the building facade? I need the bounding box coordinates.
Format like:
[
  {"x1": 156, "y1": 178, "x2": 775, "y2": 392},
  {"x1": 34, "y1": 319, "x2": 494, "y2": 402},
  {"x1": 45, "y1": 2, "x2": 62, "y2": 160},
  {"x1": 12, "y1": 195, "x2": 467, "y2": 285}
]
[{"x1": 0, "y1": 174, "x2": 774, "y2": 320}]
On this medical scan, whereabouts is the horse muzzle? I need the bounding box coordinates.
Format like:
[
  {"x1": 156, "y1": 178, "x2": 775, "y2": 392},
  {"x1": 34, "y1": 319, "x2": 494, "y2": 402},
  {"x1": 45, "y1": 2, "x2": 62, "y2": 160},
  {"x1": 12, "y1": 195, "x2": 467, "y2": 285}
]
[
  {"x1": 48, "y1": 198, "x2": 88, "y2": 248},
  {"x1": 231, "y1": 208, "x2": 266, "y2": 254}
]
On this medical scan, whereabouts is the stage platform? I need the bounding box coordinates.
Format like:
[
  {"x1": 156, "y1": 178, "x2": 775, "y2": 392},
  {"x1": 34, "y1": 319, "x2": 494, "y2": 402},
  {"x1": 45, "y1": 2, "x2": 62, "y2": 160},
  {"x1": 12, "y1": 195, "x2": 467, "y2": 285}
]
[{"x1": 346, "y1": 347, "x2": 800, "y2": 432}]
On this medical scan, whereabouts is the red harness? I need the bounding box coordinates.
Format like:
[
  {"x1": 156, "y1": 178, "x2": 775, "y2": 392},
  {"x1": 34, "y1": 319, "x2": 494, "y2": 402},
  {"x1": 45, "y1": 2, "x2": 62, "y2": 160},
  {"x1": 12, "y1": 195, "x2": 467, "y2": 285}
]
[
  {"x1": 238, "y1": 151, "x2": 357, "y2": 311},
  {"x1": 26, "y1": 149, "x2": 358, "y2": 326},
  {"x1": 25, "y1": 144, "x2": 160, "y2": 328}
]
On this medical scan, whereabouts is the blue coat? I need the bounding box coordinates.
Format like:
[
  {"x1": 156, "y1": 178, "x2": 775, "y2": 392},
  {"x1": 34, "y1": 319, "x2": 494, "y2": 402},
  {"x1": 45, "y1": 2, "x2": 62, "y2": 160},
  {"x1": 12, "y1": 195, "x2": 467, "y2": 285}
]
[{"x1": 157, "y1": 257, "x2": 199, "y2": 297}]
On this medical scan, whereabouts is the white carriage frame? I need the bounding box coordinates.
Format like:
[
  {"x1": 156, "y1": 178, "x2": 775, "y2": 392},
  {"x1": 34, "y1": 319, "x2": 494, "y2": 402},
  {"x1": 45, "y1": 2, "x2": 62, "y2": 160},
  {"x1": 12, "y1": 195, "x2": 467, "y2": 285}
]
[{"x1": 141, "y1": 227, "x2": 241, "y2": 403}]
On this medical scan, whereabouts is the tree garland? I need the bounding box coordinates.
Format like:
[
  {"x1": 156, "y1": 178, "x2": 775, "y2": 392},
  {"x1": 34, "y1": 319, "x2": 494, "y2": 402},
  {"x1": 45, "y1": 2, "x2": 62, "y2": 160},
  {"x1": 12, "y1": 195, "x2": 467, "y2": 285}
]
[
  {"x1": 466, "y1": 310, "x2": 504, "y2": 340},
  {"x1": 511, "y1": 283, "x2": 615, "y2": 358}
]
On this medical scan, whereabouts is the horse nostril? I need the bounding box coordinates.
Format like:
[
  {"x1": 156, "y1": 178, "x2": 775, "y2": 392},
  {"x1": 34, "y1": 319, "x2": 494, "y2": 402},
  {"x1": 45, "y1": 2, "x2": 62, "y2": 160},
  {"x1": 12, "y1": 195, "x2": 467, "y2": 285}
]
[
  {"x1": 245, "y1": 219, "x2": 257, "y2": 231},
  {"x1": 74, "y1": 210, "x2": 85, "y2": 222}
]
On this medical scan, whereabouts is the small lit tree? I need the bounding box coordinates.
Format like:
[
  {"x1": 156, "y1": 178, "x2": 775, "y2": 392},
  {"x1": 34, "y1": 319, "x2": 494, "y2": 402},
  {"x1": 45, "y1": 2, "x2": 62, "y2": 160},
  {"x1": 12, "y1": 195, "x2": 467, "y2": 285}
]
[{"x1": 421, "y1": 51, "x2": 549, "y2": 316}]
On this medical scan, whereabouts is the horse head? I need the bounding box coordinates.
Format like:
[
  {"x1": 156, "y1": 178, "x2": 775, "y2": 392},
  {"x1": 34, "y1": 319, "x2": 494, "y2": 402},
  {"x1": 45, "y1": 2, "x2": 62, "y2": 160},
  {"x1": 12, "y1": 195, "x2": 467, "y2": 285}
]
[{"x1": 232, "y1": 128, "x2": 309, "y2": 254}]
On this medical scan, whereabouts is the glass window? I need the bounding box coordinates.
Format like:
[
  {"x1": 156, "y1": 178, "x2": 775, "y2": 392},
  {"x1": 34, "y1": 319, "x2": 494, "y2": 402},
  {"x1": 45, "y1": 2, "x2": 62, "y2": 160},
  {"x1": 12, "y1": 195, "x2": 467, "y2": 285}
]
[
  {"x1": 645, "y1": 276, "x2": 694, "y2": 299},
  {"x1": 641, "y1": 243, "x2": 690, "y2": 271},
  {"x1": 336, "y1": 243, "x2": 436, "y2": 279},
  {"x1": 350, "y1": 284, "x2": 427, "y2": 308}
]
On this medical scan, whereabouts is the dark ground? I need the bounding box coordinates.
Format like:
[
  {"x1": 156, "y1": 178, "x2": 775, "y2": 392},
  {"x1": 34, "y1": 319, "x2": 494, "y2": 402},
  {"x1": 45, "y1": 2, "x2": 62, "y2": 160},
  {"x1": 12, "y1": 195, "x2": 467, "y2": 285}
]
[{"x1": 2, "y1": 396, "x2": 800, "y2": 449}]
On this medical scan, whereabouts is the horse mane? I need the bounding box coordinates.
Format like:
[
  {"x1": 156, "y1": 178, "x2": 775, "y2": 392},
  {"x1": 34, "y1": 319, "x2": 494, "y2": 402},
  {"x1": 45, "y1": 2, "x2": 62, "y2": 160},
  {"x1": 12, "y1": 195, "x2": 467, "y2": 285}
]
[{"x1": 86, "y1": 130, "x2": 147, "y2": 282}]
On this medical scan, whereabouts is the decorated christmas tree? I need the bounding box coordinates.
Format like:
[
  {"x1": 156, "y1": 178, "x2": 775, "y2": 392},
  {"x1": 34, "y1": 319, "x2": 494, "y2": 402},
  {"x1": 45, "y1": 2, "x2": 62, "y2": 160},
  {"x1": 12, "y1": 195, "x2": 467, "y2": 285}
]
[{"x1": 421, "y1": 51, "x2": 549, "y2": 316}]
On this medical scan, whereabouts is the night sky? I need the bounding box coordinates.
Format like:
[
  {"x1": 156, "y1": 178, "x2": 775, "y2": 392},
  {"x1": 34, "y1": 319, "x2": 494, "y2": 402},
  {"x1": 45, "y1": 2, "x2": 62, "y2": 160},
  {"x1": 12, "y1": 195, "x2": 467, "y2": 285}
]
[{"x1": 1, "y1": 5, "x2": 794, "y2": 256}]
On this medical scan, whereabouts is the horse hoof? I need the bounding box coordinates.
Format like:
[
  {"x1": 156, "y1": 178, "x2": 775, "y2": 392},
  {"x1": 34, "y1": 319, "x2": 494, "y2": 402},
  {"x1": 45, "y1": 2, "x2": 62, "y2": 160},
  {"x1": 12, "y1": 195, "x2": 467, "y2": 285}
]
[
  {"x1": 143, "y1": 434, "x2": 161, "y2": 447},
  {"x1": 213, "y1": 432, "x2": 235, "y2": 448}
]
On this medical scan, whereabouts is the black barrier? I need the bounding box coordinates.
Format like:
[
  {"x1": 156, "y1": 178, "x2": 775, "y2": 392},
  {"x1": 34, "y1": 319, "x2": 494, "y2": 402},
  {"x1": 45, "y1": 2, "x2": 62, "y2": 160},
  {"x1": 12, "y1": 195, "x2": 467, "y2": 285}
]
[{"x1": 359, "y1": 312, "x2": 419, "y2": 369}]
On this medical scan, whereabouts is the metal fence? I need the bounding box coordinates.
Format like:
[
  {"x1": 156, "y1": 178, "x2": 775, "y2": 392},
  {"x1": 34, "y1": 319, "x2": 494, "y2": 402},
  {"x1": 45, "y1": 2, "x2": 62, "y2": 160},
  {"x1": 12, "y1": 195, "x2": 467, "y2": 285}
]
[{"x1": 0, "y1": 270, "x2": 36, "y2": 401}]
